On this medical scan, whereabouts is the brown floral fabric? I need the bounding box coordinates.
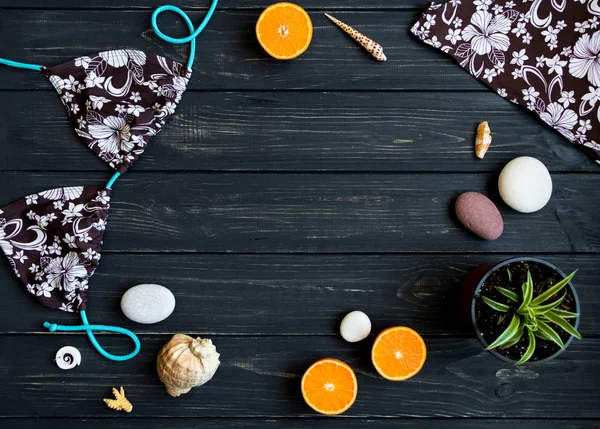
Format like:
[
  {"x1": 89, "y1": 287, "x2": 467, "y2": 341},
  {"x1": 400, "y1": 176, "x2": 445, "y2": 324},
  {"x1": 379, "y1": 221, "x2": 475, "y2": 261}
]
[
  {"x1": 412, "y1": 0, "x2": 600, "y2": 165},
  {"x1": 0, "y1": 186, "x2": 111, "y2": 312},
  {"x1": 42, "y1": 49, "x2": 191, "y2": 173}
]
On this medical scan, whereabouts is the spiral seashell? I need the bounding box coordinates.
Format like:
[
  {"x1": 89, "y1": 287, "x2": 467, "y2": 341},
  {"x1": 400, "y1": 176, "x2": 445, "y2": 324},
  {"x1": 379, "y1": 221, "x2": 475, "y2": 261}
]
[
  {"x1": 324, "y1": 13, "x2": 387, "y2": 61},
  {"x1": 55, "y1": 346, "x2": 82, "y2": 370},
  {"x1": 156, "y1": 334, "x2": 220, "y2": 397}
]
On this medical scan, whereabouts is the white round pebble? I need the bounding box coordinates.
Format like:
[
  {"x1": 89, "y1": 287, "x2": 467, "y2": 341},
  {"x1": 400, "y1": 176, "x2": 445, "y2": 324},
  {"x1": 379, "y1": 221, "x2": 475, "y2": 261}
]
[
  {"x1": 121, "y1": 284, "x2": 176, "y2": 324},
  {"x1": 498, "y1": 156, "x2": 553, "y2": 213},
  {"x1": 340, "y1": 311, "x2": 371, "y2": 343}
]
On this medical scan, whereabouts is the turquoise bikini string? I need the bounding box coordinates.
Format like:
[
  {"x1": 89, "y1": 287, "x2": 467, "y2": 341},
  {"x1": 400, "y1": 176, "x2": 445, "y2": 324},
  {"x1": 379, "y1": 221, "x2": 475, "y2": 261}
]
[
  {"x1": 1, "y1": 1, "x2": 220, "y2": 72},
  {"x1": 0, "y1": 57, "x2": 42, "y2": 71},
  {"x1": 151, "y1": 0, "x2": 219, "y2": 68},
  {"x1": 43, "y1": 310, "x2": 141, "y2": 361},
  {"x1": 106, "y1": 172, "x2": 121, "y2": 189}
]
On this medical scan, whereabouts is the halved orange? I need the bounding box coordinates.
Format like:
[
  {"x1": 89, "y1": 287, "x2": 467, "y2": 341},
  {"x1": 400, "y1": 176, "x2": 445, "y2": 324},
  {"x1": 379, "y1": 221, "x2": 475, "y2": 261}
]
[
  {"x1": 371, "y1": 327, "x2": 427, "y2": 381},
  {"x1": 301, "y1": 358, "x2": 358, "y2": 415},
  {"x1": 256, "y1": 2, "x2": 313, "y2": 60}
]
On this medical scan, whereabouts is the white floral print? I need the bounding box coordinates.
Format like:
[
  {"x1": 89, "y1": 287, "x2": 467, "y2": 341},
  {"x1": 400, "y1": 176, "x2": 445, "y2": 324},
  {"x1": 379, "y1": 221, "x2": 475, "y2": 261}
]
[
  {"x1": 540, "y1": 102, "x2": 578, "y2": 139},
  {"x1": 90, "y1": 95, "x2": 111, "y2": 110},
  {"x1": 463, "y1": 11, "x2": 511, "y2": 55},
  {"x1": 14, "y1": 250, "x2": 27, "y2": 263},
  {"x1": 559, "y1": 90, "x2": 575, "y2": 107},
  {"x1": 61, "y1": 202, "x2": 85, "y2": 224},
  {"x1": 569, "y1": 31, "x2": 600, "y2": 86},
  {"x1": 59, "y1": 302, "x2": 74, "y2": 313},
  {"x1": 63, "y1": 233, "x2": 77, "y2": 248},
  {"x1": 45, "y1": 252, "x2": 87, "y2": 293},
  {"x1": 39, "y1": 187, "x2": 83, "y2": 201},
  {"x1": 511, "y1": 48, "x2": 528, "y2": 66},
  {"x1": 99, "y1": 49, "x2": 146, "y2": 68},
  {"x1": 85, "y1": 72, "x2": 106, "y2": 89},
  {"x1": 0, "y1": 229, "x2": 13, "y2": 256},
  {"x1": 575, "y1": 21, "x2": 590, "y2": 34},
  {"x1": 483, "y1": 67, "x2": 498, "y2": 82},
  {"x1": 0, "y1": 187, "x2": 111, "y2": 312},
  {"x1": 95, "y1": 191, "x2": 110, "y2": 205},
  {"x1": 474, "y1": 0, "x2": 492, "y2": 11},
  {"x1": 424, "y1": 14, "x2": 436, "y2": 29},
  {"x1": 36, "y1": 282, "x2": 54, "y2": 298},
  {"x1": 578, "y1": 119, "x2": 592, "y2": 134},
  {"x1": 62, "y1": 75, "x2": 79, "y2": 91},
  {"x1": 126, "y1": 105, "x2": 146, "y2": 117},
  {"x1": 411, "y1": 0, "x2": 600, "y2": 163},
  {"x1": 88, "y1": 116, "x2": 133, "y2": 155},
  {"x1": 445, "y1": 28, "x2": 462, "y2": 44},
  {"x1": 44, "y1": 49, "x2": 191, "y2": 172},
  {"x1": 545, "y1": 55, "x2": 567, "y2": 76},
  {"x1": 75, "y1": 56, "x2": 92, "y2": 69},
  {"x1": 522, "y1": 87, "x2": 539, "y2": 101}
]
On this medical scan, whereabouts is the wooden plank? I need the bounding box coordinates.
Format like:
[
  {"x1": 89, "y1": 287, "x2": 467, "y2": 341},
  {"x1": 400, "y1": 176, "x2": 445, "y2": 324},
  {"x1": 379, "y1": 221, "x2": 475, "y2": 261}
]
[
  {"x1": 0, "y1": 254, "x2": 597, "y2": 336},
  {"x1": 0, "y1": 10, "x2": 484, "y2": 91},
  {"x1": 0, "y1": 0, "x2": 429, "y2": 9},
  {"x1": 0, "y1": 335, "x2": 598, "y2": 418},
  {"x1": 1, "y1": 418, "x2": 598, "y2": 429},
  {"x1": 1, "y1": 172, "x2": 598, "y2": 253},
  {"x1": 0, "y1": 91, "x2": 594, "y2": 173}
]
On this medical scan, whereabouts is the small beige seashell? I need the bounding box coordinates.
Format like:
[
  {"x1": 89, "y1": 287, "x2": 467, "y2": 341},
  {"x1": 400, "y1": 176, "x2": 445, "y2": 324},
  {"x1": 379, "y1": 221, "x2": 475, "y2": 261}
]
[
  {"x1": 475, "y1": 121, "x2": 492, "y2": 159},
  {"x1": 157, "y1": 334, "x2": 221, "y2": 397},
  {"x1": 324, "y1": 13, "x2": 387, "y2": 61}
]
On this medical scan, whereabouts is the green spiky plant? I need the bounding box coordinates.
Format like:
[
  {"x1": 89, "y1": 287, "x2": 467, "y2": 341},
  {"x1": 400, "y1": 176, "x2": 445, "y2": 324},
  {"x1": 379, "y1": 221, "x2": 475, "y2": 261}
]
[{"x1": 481, "y1": 269, "x2": 581, "y2": 365}]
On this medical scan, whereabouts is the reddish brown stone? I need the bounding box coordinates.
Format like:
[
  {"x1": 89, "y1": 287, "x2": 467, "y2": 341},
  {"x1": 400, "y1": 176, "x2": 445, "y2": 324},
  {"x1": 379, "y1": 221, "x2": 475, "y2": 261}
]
[{"x1": 455, "y1": 192, "x2": 503, "y2": 241}]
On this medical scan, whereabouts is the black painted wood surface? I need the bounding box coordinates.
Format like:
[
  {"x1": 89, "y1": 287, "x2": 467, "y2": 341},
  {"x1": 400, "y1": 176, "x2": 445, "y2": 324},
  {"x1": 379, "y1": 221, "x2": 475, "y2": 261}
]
[
  {"x1": 0, "y1": 92, "x2": 595, "y2": 172},
  {"x1": 0, "y1": 0, "x2": 598, "y2": 428}
]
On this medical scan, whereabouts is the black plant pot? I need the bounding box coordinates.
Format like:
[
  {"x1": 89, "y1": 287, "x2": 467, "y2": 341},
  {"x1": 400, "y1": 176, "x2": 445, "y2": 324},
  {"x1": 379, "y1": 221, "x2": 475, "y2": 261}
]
[{"x1": 466, "y1": 257, "x2": 581, "y2": 364}]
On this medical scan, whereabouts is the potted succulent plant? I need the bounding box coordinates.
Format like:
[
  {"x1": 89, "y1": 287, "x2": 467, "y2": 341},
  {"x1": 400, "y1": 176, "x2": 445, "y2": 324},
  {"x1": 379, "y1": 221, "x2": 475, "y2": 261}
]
[{"x1": 468, "y1": 257, "x2": 581, "y2": 364}]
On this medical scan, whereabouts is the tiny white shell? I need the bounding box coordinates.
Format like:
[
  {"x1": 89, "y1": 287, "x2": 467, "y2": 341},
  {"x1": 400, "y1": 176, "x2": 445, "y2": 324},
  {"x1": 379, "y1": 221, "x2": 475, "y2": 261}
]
[
  {"x1": 340, "y1": 311, "x2": 372, "y2": 343},
  {"x1": 55, "y1": 346, "x2": 81, "y2": 370}
]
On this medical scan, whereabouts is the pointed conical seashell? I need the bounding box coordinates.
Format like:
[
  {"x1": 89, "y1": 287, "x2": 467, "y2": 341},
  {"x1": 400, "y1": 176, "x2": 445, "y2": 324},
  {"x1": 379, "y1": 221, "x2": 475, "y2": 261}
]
[
  {"x1": 324, "y1": 13, "x2": 387, "y2": 61},
  {"x1": 157, "y1": 334, "x2": 221, "y2": 397},
  {"x1": 475, "y1": 121, "x2": 492, "y2": 159}
]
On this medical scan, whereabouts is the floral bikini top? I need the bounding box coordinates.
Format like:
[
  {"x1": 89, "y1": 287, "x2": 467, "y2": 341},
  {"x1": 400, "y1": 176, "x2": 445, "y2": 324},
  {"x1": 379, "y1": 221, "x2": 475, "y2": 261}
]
[{"x1": 0, "y1": 2, "x2": 219, "y2": 361}]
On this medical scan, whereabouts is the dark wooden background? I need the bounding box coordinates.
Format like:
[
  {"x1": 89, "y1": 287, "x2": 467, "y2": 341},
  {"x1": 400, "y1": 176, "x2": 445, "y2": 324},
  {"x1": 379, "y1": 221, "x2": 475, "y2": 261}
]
[{"x1": 0, "y1": 1, "x2": 599, "y2": 428}]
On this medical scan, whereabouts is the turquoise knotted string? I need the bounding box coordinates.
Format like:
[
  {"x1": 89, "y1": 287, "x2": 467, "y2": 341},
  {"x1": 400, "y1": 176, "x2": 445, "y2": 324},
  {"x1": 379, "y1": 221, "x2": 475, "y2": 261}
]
[
  {"x1": 43, "y1": 310, "x2": 141, "y2": 361},
  {"x1": 0, "y1": 57, "x2": 42, "y2": 71},
  {"x1": 1, "y1": 1, "x2": 219, "y2": 72},
  {"x1": 151, "y1": 0, "x2": 219, "y2": 68},
  {"x1": 106, "y1": 172, "x2": 121, "y2": 189}
]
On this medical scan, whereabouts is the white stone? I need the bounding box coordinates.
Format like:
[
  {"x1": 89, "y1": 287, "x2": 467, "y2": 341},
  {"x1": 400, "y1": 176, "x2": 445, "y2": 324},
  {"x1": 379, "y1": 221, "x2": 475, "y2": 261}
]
[
  {"x1": 121, "y1": 284, "x2": 176, "y2": 324},
  {"x1": 340, "y1": 311, "x2": 371, "y2": 343},
  {"x1": 498, "y1": 156, "x2": 552, "y2": 213}
]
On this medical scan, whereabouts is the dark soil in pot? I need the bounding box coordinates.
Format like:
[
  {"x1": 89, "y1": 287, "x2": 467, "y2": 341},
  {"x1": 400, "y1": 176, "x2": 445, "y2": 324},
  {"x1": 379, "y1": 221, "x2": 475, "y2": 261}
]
[{"x1": 474, "y1": 260, "x2": 578, "y2": 362}]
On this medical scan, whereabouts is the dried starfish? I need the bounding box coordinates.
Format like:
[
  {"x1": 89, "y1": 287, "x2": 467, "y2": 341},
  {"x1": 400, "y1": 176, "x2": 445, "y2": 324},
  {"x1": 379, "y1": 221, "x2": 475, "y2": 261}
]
[
  {"x1": 324, "y1": 13, "x2": 387, "y2": 61},
  {"x1": 103, "y1": 386, "x2": 133, "y2": 413}
]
